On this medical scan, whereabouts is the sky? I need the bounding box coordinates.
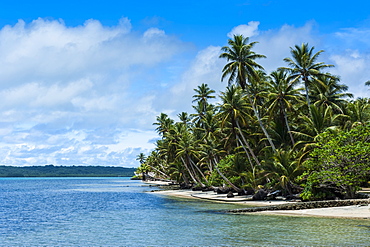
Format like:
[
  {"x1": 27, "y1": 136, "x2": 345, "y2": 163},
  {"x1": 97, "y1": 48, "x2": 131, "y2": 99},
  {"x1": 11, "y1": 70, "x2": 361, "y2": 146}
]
[{"x1": 0, "y1": 0, "x2": 369, "y2": 168}]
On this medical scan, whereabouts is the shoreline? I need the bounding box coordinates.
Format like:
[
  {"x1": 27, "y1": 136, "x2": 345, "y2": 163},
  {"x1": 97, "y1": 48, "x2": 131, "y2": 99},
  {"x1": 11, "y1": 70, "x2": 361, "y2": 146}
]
[{"x1": 145, "y1": 181, "x2": 370, "y2": 219}]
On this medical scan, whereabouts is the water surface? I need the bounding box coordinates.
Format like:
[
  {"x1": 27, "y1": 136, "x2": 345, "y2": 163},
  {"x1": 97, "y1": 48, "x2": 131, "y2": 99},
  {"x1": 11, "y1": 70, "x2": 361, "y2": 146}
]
[{"x1": 1, "y1": 177, "x2": 369, "y2": 246}]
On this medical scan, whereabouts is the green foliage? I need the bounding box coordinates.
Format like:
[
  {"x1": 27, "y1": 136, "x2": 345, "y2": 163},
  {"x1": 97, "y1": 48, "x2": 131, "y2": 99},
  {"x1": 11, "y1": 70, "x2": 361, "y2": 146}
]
[
  {"x1": 139, "y1": 39, "x2": 370, "y2": 197},
  {"x1": 303, "y1": 124, "x2": 370, "y2": 199},
  {"x1": 209, "y1": 154, "x2": 249, "y2": 188}
]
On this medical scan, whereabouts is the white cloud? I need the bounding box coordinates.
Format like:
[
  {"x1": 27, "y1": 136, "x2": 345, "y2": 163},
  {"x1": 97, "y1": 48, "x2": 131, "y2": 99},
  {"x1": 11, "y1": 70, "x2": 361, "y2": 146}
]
[
  {"x1": 0, "y1": 17, "x2": 188, "y2": 167},
  {"x1": 167, "y1": 45, "x2": 224, "y2": 116},
  {"x1": 252, "y1": 22, "x2": 318, "y2": 73},
  {"x1": 227, "y1": 21, "x2": 260, "y2": 38}
]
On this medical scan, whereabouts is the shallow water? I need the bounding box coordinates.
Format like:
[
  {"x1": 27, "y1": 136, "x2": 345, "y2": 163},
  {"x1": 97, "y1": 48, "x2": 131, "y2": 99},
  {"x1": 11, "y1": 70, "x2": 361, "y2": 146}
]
[{"x1": 1, "y1": 177, "x2": 369, "y2": 246}]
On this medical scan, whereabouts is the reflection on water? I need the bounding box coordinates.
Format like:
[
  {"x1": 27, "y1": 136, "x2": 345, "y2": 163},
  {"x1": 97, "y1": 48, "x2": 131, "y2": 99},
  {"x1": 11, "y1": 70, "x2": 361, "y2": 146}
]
[{"x1": 0, "y1": 177, "x2": 369, "y2": 246}]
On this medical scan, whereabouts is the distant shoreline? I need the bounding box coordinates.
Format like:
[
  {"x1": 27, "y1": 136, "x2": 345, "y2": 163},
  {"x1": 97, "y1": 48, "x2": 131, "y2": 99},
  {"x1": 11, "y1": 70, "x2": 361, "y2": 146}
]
[{"x1": 0, "y1": 165, "x2": 136, "y2": 177}]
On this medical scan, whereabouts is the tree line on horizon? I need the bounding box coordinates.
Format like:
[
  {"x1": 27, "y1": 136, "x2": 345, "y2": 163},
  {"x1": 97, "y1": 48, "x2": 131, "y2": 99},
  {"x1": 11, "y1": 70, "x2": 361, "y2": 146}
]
[
  {"x1": 136, "y1": 35, "x2": 370, "y2": 201},
  {"x1": 0, "y1": 165, "x2": 136, "y2": 177}
]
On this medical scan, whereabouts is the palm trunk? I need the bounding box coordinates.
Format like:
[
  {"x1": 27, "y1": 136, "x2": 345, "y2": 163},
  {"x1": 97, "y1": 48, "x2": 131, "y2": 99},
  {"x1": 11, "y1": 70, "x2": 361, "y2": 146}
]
[
  {"x1": 213, "y1": 158, "x2": 241, "y2": 192},
  {"x1": 181, "y1": 169, "x2": 190, "y2": 185},
  {"x1": 235, "y1": 119, "x2": 262, "y2": 168},
  {"x1": 281, "y1": 105, "x2": 295, "y2": 146},
  {"x1": 180, "y1": 156, "x2": 198, "y2": 185},
  {"x1": 237, "y1": 137, "x2": 254, "y2": 169},
  {"x1": 304, "y1": 78, "x2": 311, "y2": 107},
  {"x1": 189, "y1": 158, "x2": 209, "y2": 184},
  {"x1": 186, "y1": 155, "x2": 205, "y2": 186},
  {"x1": 147, "y1": 164, "x2": 171, "y2": 179},
  {"x1": 246, "y1": 93, "x2": 277, "y2": 153}
]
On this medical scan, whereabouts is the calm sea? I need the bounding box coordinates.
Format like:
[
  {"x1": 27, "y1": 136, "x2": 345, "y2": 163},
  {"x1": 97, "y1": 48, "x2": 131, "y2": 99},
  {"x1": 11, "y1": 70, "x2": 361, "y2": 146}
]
[{"x1": 0, "y1": 177, "x2": 369, "y2": 246}]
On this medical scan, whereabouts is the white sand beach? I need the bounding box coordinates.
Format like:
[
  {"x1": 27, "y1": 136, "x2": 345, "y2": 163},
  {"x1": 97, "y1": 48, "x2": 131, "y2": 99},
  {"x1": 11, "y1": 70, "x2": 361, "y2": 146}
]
[
  {"x1": 146, "y1": 181, "x2": 370, "y2": 219},
  {"x1": 256, "y1": 204, "x2": 370, "y2": 219}
]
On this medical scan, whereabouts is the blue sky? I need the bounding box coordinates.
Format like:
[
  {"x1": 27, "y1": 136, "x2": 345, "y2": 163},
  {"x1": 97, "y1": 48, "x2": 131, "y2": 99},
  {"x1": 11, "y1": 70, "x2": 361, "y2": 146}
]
[{"x1": 0, "y1": 0, "x2": 369, "y2": 167}]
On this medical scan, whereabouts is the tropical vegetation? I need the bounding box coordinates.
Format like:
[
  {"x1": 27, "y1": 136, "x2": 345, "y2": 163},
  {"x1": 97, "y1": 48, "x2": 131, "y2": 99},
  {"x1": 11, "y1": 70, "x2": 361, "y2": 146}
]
[{"x1": 136, "y1": 35, "x2": 370, "y2": 200}]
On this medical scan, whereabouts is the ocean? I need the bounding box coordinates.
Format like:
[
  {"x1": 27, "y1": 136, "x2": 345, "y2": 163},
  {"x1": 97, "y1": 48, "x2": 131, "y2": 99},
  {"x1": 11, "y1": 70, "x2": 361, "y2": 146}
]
[{"x1": 1, "y1": 177, "x2": 369, "y2": 246}]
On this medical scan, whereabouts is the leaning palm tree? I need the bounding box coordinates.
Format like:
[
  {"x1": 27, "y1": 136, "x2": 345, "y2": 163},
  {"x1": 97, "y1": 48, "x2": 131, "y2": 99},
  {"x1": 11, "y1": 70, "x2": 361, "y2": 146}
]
[
  {"x1": 281, "y1": 43, "x2": 334, "y2": 107},
  {"x1": 217, "y1": 85, "x2": 261, "y2": 169},
  {"x1": 219, "y1": 35, "x2": 276, "y2": 152}
]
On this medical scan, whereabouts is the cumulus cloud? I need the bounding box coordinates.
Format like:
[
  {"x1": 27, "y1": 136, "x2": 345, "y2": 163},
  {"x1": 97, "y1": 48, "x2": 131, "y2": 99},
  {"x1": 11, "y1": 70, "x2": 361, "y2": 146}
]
[
  {"x1": 0, "y1": 17, "x2": 188, "y2": 167},
  {"x1": 227, "y1": 21, "x2": 260, "y2": 38},
  {"x1": 166, "y1": 45, "x2": 225, "y2": 118},
  {"x1": 252, "y1": 22, "x2": 318, "y2": 73}
]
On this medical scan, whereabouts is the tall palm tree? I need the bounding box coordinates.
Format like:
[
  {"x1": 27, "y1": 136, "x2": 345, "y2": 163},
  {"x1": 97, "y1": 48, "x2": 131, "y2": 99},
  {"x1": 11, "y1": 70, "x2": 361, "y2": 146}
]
[
  {"x1": 219, "y1": 35, "x2": 276, "y2": 152},
  {"x1": 264, "y1": 70, "x2": 303, "y2": 146},
  {"x1": 220, "y1": 35, "x2": 266, "y2": 89},
  {"x1": 281, "y1": 43, "x2": 334, "y2": 107},
  {"x1": 192, "y1": 83, "x2": 216, "y2": 112}
]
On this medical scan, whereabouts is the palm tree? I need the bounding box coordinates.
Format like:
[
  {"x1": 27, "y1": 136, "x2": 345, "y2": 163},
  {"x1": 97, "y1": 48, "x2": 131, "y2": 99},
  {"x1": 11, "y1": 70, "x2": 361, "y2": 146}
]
[
  {"x1": 220, "y1": 35, "x2": 265, "y2": 89},
  {"x1": 217, "y1": 85, "x2": 261, "y2": 169},
  {"x1": 281, "y1": 43, "x2": 334, "y2": 107},
  {"x1": 345, "y1": 98, "x2": 370, "y2": 127},
  {"x1": 177, "y1": 112, "x2": 191, "y2": 125},
  {"x1": 153, "y1": 113, "x2": 174, "y2": 136},
  {"x1": 264, "y1": 149, "x2": 303, "y2": 196},
  {"x1": 219, "y1": 35, "x2": 276, "y2": 152},
  {"x1": 199, "y1": 140, "x2": 241, "y2": 191},
  {"x1": 192, "y1": 83, "x2": 216, "y2": 113},
  {"x1": 264, "y1": 70, "x2": 303, "y2": 146},
  {"x1": 175, "y1": 126, "x2": 207, "y2": 187},
  {"x1": 311, "y1": 74, "x2": 353, "y2": 113},
  {"x1": 136, "y1": 153, "x2": 146, "y2": 164}
]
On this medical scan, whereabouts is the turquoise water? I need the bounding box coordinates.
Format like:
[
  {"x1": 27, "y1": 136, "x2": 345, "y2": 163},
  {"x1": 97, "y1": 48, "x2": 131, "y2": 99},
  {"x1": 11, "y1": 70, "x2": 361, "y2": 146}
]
[{"x1": 1, "y1": 177, "x2": 369, "y2": 246}]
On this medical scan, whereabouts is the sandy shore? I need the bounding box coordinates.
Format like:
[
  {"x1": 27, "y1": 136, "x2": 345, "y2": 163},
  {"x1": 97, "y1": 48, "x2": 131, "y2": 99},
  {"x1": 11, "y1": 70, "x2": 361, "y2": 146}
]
[
  {"x1": 255, "y1": 205, "x2": 370, "y2": 219},
  {"x1": 146, "y1": 181, "x2": 370, "y2": 219}
]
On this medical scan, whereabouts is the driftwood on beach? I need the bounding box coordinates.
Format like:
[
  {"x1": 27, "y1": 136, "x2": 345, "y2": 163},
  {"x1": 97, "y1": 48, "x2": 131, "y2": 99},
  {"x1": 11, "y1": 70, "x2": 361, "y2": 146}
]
[{"x1": 227, "y1": 199, "x2": 370, "y2": 213}]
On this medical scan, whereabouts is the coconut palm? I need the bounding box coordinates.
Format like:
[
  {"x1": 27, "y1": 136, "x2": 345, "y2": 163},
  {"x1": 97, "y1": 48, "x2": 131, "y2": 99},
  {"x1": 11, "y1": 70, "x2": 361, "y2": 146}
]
[
  {"x1": 264, "y1": 70, "x2": 303, "y2": 146},
  {"x1": 136, "y1": 153, "x2": 146, "y2": 164},
  {"x1": 219, "y1": 35, "x2": 276, "y2": 152},
  {"x1": 192, "y1": 83, "x2": 216, "y2": 112},
  {"x1": 217, "y1": 85, "x2": 261, "y2": 169},
  {"x1": 220, "y1": 35, "x2": 266, "y2": 89},
  {"x1": 281, "y1": 43, "x2": 334, "y2": 107},
  {"x1": 345, "y1": 98, "x2": 370, "y2": 127},
  {"x1": 264, "y1": 149, "x2": 303, "y2": 196},
  {"x1": 153, "y1": 113, "x2": 174, "y2": 136},
  {"x1": 175, "y1": 127, "x2": 207, "y2": 187},
  {"x1": 311, "y1": 74, "x2": 353, "y2": 113}
]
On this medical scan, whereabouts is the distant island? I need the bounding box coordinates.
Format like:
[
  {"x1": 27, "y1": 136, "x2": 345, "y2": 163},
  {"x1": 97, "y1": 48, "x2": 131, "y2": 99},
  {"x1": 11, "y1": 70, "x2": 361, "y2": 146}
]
[{"x1": 0, "y1": 165, "x2": 136, "y2": 177}]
